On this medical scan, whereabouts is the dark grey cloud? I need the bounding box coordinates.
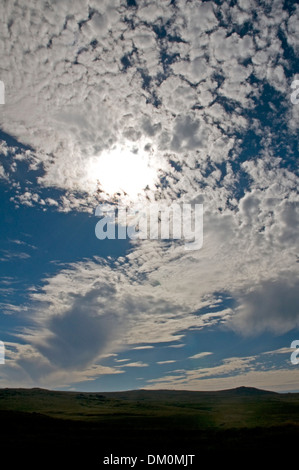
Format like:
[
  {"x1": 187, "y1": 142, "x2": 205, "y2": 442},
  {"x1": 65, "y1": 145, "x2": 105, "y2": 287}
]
[
  {"x1": 36, "y1": 286, "x2": 119, "y2": 369},
  {"x1": 230, "y1": 276, "x2": 299, "y2": 335},
  {"x1": 170, "y1": 115, "x2": 208, "y2": 152}
]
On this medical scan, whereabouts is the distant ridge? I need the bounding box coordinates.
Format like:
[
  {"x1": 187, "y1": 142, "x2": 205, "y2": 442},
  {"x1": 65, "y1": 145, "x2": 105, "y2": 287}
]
[
  {"x1": 139, "y1": 386, "x2": 278, "y2": 394},
  {"x1": 0, "y1": 386, "x2": 279, "y2": 395},
  {"x1": 218, "y1": 386, "x2": 278, "y2": 395},
  {"x1": 0, "y1": 385, "x2": 279, "y2": 396}
]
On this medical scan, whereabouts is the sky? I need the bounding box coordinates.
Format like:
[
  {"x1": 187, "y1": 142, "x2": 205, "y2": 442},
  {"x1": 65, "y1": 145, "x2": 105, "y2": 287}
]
[{"x1": 0, "y1": 0, "x2": 298, "y2": 393}]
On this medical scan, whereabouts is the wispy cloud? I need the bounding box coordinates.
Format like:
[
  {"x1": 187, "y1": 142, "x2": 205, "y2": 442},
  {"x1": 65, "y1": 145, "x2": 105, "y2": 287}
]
[
  {"x1": 145, "y1": 348, "x2": 298, "y2": 392},
  {"x1": 0, "y1": 250, "x2": 31, "y2": 262},
  {"x1": 189, "y1": 352, "x2": 213, "y2": 360},
  {"x1": 157, "y1": 360, "x2": 177, "y2": 365}
]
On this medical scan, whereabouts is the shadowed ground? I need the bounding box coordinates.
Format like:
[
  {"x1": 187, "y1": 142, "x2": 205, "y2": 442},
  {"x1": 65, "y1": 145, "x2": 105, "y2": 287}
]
[{"x1": 0, "y1": 386, "x2": 298, "y2": 465}]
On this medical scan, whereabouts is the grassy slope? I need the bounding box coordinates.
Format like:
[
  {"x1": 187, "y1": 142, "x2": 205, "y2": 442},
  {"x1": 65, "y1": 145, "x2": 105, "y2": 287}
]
[
  {"x1": 0, "y1": 386, "x2": 299, "y2": 463},
  {"x1": 0, "y1": 386, "x2": 299, "y2": 428}
]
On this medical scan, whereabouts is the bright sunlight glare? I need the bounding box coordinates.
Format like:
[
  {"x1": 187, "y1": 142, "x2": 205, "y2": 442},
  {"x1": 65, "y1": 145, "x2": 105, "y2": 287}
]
[{"x1": 88, "y1": 143, "x2": 158, "y2": 200}]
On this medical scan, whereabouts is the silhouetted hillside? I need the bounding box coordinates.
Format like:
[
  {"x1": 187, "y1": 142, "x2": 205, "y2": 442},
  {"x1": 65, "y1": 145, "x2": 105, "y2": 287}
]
[{"x1": 0, "y1": 386, "x2": 298, "y2": 465}]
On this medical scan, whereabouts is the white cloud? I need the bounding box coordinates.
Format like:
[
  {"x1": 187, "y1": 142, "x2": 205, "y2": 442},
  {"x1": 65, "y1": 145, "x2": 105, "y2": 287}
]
[
  {"x1": 157, "y1": 360, "x2": 177, "y2": 365},
  {"x1": 285, "y1": 6, "x2": 299, "y2": 54},
  {"x1": 120, "y1": 361, "x2": 149, "y2": 368},
  {"x1": 145, "y1": 368, "x2": 299, "y2": 393},
  {"x1": 0, "y1": 0, "x2": 298, "y2": 389},
  {"x1": 145, "y1": 348, "x2": 298, "y2": 392},
  {"x1": 189, "y1": 352, "x2": 213, "y2": 360}
]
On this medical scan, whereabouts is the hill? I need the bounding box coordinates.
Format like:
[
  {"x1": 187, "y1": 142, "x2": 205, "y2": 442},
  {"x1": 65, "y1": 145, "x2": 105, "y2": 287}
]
[
  {"x1": 0, "y1": 386, "x2": 298, "y2": 465},
  {"x1": 0, "y1": 385, "x2": 286, "y2": 427}
]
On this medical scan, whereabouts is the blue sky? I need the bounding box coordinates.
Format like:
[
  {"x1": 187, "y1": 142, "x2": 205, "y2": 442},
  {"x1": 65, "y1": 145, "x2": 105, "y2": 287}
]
[{"x1": 0, "y1": 0, "x2": 298, "y2": 392}]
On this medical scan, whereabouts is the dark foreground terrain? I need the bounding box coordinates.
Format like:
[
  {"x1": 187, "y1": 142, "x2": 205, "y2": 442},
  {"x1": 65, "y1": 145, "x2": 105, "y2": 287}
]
[{"x1": 0, "y1": 386, "x2": 299, "y2": 465}]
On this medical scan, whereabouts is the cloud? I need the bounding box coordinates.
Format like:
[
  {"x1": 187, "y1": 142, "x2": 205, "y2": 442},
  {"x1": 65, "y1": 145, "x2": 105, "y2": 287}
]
[
  {"x1": 157, "y1": 360, "x2": 177, "y2": 365},
  {"x1": 189, "y1": 352, "x2": 213, "y2": 360},
  {"x1": 5, "y1": 170, "x2": 298, "y2": 387},
  {"x1": 0, "y1": 341, "x2": 123, "y2": 389},
  {"x1": 285, "y1": 5, "x2": 299, "y2": 55},
  {"x1": 145, "y1": 347, "x2": 297, "y2": 392},
  {"x1": 120, "y1": 361, "x2": 149, "y2": 368},
  {"x1": 0, "y1": 0, "x2": 294, "y2": 212},
  {"x1": 145, "y1": 368, "x2": 299, "y2": 393},
  {"x1": 36, "y1": 289, "x2": 120, "y2": 369},
  {"x1": 0, "y1": 0, "x2": 298, "y2": 390},
  {"x1": 229, "y1": 277, "x2": 299, "y2": 335},
  {"x1": 7, "y1": 255, "x2": 209, "y2": 385},
  {"x1": 0, "y1": 250, "x2": 31, "y2": 262}
]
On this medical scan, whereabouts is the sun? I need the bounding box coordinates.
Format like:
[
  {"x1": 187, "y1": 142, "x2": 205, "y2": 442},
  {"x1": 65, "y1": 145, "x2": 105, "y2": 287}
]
[{"x1": 88, "y1": 143, "x2": 158, "y2": 201}]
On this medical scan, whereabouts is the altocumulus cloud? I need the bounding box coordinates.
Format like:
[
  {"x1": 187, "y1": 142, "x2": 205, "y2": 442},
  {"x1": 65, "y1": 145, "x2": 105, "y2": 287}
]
[{"x1": 0, "y1": 0, "x2": 298, "y2": 389}]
